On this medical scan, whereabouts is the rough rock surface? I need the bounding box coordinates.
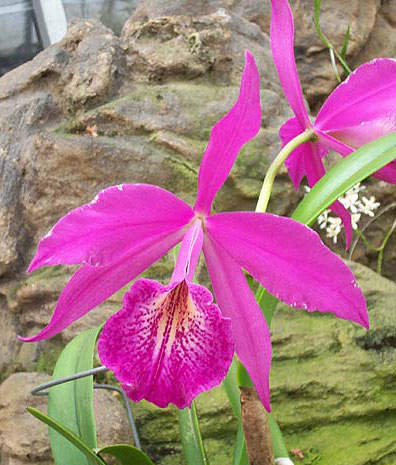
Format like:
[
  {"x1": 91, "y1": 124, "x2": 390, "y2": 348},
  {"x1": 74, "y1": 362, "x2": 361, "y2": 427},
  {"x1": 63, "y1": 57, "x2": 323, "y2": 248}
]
[
  {"x1": 132, "y1": 0, "x2": 396, "y2": 108},
  {"x1": 0, "y1": 372, "x2": 131, "y2": 465}
]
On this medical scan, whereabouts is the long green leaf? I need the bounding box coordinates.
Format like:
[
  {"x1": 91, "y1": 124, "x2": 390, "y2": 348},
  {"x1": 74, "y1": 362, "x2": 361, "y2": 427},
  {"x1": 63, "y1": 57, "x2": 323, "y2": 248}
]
[
  {"x1": 233, "y1": 423, "x2": 249, "y2": 465},
  {"x1": 293, "y1": 133, "x2": 396, "y2": 225},
  {"x1": 48, "y1": 326, "x2": 102, "y2": 465},
  {"x1": 223, "y1": 360, "x2": 249, "y2": 465},
  {"x1": 340, "y1": 25, "x2": 350, "y2": 60},
  {"x1": 178, "y1": 402, "x2": 209, "y2": 465},
  {"x1": 96, "y1": 444, "x2": 155, "y2": 465},
  {"x1": 28, "y1": 407, "x2": 106, "y2": 465}
]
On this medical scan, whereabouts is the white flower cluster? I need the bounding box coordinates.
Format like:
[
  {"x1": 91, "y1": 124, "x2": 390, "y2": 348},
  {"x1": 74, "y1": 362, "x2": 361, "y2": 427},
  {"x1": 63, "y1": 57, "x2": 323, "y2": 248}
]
[{"x1": 305, "y1": 183, "x2": 380, "y2": 243}]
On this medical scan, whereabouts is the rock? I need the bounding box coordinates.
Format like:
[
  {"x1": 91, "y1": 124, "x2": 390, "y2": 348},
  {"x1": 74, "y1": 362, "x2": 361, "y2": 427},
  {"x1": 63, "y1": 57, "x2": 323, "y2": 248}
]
[
  {"x1": 285, "y1": 0, "x2": 381, "y2": 109},
  {"x1": 0, "y1": 372, "x2": 132, "y2": 465},
  {"x1": 130, "y1": 261, "x2": 396, "y2": 465},
  {"x1": 353, "y1": 1, "x2": 396, "y2": 68},
  {"x1": 121, "y1": 12, "x2": 279, "y2": 89},
  {"x1": 0, "y1": 19, "x2": 126, "y2": 278},
  {"x1": 131, "y1": 0, "x2": 388, "y2": 108}
]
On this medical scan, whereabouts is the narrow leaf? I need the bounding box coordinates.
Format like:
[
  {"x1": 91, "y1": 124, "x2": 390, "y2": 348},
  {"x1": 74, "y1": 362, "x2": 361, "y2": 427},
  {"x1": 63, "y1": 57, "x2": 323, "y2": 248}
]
[
  {"x1": 293, "y1": 133, "x2": 396, "y2": 225},
  {"x1": 341, "y1": 25, "x2": 350, "y2": 60},
  {"x1": 28, "y1": 407, "x2": 106, "y2": 465},
  {"x1": 48, "y1": 326, "x2": 102, "y2": 465},
  {"x1": 178, "y1": 402, "x2": 209, "y2": 465},
  {"x1": 97, "y1": 444, "x2": 155, "y2": 465},
  {"x1": 233, "y1": 423, "x2": 249, "y2": 465},
  {"x1": 223, "y1": 360, "x2": 249, "y2": 465},
  {"x1": 314, "y1": 0, "x2": 330, "y2": 48},
  {"x1": 223, "y1": 359, "x2": 242, "y2": 419}
]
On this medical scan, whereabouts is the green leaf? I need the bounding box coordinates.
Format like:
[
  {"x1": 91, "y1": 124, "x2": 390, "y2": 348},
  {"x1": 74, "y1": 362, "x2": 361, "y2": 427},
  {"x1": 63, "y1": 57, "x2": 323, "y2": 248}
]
[
  {"x1": 178, "y1": 402, "x2": 209, "y2": 465},
  {"x1": 28, "y1": 407, "x2": 106, "y2": 465},
  {"x1": 314, "y1": 0, "x2": 330, "y2": 48},
  {"x1": 223, "y1": 359, "x2": 242, "y2": 419},
  {"x1": 223, "y1": 360, "x2": 249, "y2": 465},
  {"x1": 233, "y1": 423, "x2": 249, "y2": 465},
  {"x1": 293, "y1": 133, "x2": 396, "y2": 225},
  {"x1": 96, "y1": 444, "x2": 155, "y2": 465},
  {"x1": 48, "y1": 326, "x2": 102, "y2": 465},
  {"x1": 340, "y1": 25, "x2": 350, "y2": 60}
]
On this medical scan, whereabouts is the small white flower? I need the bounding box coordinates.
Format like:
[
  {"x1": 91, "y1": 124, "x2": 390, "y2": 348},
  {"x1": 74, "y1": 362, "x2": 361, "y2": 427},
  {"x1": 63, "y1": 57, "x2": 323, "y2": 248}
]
[
  {"x1": 339, "y1": 191, "x2": 360, "y2": 213},
  {"x1": 326, "y1": 217, "x2": 342, "y2": 243},
  {"x1": 358, "y1": 196, "x2": 380, "y2": 217},
  {"x1": 317, "y1": 209, "x2": 330, "y2": 229},
  {"x1": 351, "y1": 213, "x2": 361, "y2": 230}
]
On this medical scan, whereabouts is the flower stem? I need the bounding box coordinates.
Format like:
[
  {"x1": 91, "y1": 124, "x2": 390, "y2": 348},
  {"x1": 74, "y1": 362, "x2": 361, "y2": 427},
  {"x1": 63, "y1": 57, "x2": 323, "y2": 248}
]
[
  {"x1": 256, "y1": 129, "x2": 316, "y2": 213},
  {"x1": 377, "y1": 218, "x2": 396, "y2": 274}
]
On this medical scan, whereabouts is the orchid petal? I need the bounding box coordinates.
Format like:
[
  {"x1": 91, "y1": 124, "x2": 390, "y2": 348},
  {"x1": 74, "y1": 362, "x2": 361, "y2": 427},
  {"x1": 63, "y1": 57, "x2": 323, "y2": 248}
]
[
  {"x1": 193, "y1": 50, "x2": 261, "y2": 215},
  {"x1": 28, "y1": 184, "x2": 194, "y2": 272},
  {"x1": 203, "y1": 235, "x2": 272, "y2": 411},
  {"x1": 19, "y1": 228, "x2": 187, "y2": 342},
  {"x1": 318, "y1": 129, "x2": 396, "y2": 185},
  {"x1": 371, "y1": 161, "x2": 396, "y2": 184},
  {"x1": 171, "y1": 220, "x2": 203, "y2": 283},
  {"x1": 270, "y1": 0, "x2": 310, "y2": 128},
  {"x1": 303, "y1": 141, "x2": 353, "y2": 248},
  {"x1": 315, "y1": 58, "x2": 396, "y2": 132},
  {"x1": 98, "y1": 279, "x2": 234, "y2": 409},
  {"x1": 329, "y1": 116, "x2": 396, "y2": 150},
  {"x1": 206, "y1": 212, "x2": 368, "y2": 328},
  {"x1": 280, "y1": 117, "x2": 309, "y2": 190}
]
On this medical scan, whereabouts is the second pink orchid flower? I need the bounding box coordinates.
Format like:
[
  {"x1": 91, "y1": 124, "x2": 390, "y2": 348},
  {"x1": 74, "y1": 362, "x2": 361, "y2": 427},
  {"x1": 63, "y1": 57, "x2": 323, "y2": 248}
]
[{"x1": 271, "y1": 0, "x2": 396, "y2": 247}]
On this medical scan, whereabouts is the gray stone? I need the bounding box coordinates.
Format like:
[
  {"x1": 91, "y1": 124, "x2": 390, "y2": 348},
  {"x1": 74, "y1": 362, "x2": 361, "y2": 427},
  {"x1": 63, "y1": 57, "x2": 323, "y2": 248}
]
[{"x1": 0, "y1": 372, "x2": 132, "y2": 465}]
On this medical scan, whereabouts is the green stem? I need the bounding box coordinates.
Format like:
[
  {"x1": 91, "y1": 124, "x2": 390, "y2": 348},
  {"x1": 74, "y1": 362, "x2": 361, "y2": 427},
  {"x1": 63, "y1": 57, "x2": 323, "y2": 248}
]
[
  {"x1": 377, "y1": 219, "x2": 396, "y2": 274},
  {"x1": 332, "y1": 45, "x2": 352, "y2": 75},
  {"x1": 355, "y1": 228, "x2": 382, "y2": 253},
  {"x1": 256, "y1": 129, "x2": 316, "y2": 213},
  {"x1": 329, "y1": 48, "x2": 341, "y2": 83}
]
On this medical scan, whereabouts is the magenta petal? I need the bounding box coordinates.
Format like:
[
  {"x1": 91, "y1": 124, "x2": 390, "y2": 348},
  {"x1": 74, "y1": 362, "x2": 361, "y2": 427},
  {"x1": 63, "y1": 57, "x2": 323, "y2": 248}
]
[
  {"x1": 329, "y1": 115, "x2": 396, "y2": 150},
  {"x1": 280, "y1": 117, "x2": 308, "y2": 190},
  {"x1": 193, "y1": 50, "x2": 261, "y2": 215},
  {"x1": 206, "y1": 212, "x2": 369, "y2": 328},
  {"x1": 98, "y1": 279, "x2": 234, "y2": 409},
  {"x1": 315, "y1": 58, "x2": 396, "y2": 132},
  {"x1": 270, "y1": 0, "x2": 310, "y2": 128},
  {"x1": 28, "y1": 184, "x2": 194, "y2": 272},
  {"x1": 19, "y1": 228, "x2": 187, "y2": 342},
  {"x1": 371, "y1": 161, "x2": 396, "y2": 184},
  {"x1": 203, "y1": 235, "x2": 272, "y2": 411},
  {"x1": 303, "y1": 141, "x2": 353, "y2": 248},
  {"x1": 318, "y1": 129, "x2": 396, "y2": 185},
  {"x1": 171, "y1": 220, "x2": 203, "y2": 283}
]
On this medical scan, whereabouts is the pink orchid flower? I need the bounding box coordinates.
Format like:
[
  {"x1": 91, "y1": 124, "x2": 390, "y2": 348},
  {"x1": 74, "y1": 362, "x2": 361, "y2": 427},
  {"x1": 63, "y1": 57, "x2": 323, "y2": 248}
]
[
  {"x1": 271, "y1": 0, "x2": 396, "y2": 247},
  {"x1": 20, "y1": 52, "x2": 368, "y2": 411}
]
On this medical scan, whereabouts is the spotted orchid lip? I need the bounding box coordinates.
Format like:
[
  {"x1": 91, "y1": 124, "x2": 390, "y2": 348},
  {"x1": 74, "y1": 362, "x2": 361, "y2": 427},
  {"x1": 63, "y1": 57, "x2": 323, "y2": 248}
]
[{"x1": 98, "y1": 278, "x2": 234, "y2": 409}]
